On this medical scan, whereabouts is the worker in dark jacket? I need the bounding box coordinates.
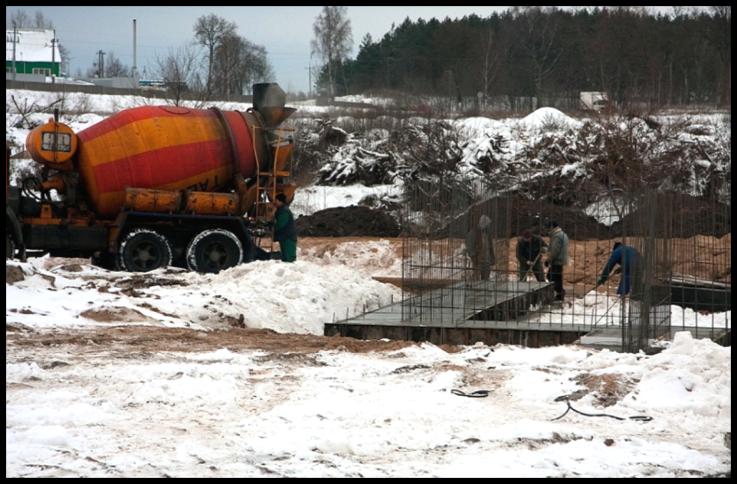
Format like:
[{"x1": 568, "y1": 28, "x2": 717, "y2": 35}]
[
  {"x1": 273, "y1": 193, "x2": 297, "y2": 262},
  {"x1": 516, "y1": 229, "x2": 548, "y2": 282},
  {"x1": 465, "y1": 214, "x2": 495, "y2": 281},
  {"x1": 596, "y1": 242, "x2": 642, "y2": 296},
  {"x1": 545, "y1": 221, "x2": 569, "y2": 301}
]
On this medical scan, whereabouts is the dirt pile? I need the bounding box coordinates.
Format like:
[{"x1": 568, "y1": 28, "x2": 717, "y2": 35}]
[
  {"x1": 80, "y1": 307, "x2": 149, "y2": 323},
  {"x1": 296, "y1": 206, "x2": 400, "y2": 237},
  {"x1": 436, "y1": 196, "x2": 613, "y2": 240},
  {"x1": 505, "y1": 197, "x2": 610, "y2": 239},
  {"x1": 611, "y1": 194, "x2": 731, "y2": 237},
  {"x1": 6, "y1": 265, "x2": 25, "y2": 284},
  {"x1": 431, "y1": 193, "x2": 730, "y2": 240}
]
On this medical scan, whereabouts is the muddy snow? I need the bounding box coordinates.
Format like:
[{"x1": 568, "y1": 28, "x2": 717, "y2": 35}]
[
  {"x1": 5, "y1": 327, "x2": 731, "y2": 477},
  {"x1": 6, "y1": 238, "x2": 732, "y2": 477},
  {"x1": 6, "y1": 236, "x2": 730, "y2": 335},
  {"x1": 6, "y1": 246, "x2": 401, "y2": 335}
]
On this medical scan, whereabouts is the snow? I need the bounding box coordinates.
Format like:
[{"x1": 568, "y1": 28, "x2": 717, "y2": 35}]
[
  {"x1": 455, "y1": 116, "x2": 503, "y2": 137},
  {"x1": 7, "y1": 88, "x2": 730, "y2": 207},
  {"x1": 518, "y1": 107, "x2": 583, "y2": 131},
  {"x1": 334, "y1": 94, "x2": 397, "y2": 107},
  {"x1": 457, "y1": 116, "x2": 516, "y2": 140},
  {"x1": 584, "y1": 196, "x2": 632, "y2": 226},
  {"x1": 291, "y1": 183, "x2": 402, "y2": 216},
  {"x1": 289, "y1": 99, "x2": 394, "y2": 117},
  {"x1": 6, "y1": 28, "x2": 61, "y2": 63},
  {"x1": 300, "y1": 239, "x2": 402, "y2": 277},
  {"x1": 6, "y1": 88, "x2": 258, "y2": 116},
  {"x1": 518, "y1": 289, "x2": 730, "y2": 330},
  {"x1": 6, "y1": 256, "x2": 400, "y2": 335},
  {"x1": 13, "y1": 257, "x2": 724, "y2": 338},
  {"x1": 5, "y1": 332, "x2": 730, "y2": 477}
]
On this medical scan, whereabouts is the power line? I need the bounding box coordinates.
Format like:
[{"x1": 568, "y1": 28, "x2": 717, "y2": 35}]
[{"x1": 51, "y1": 30, "x2": 57, "y2": 83}]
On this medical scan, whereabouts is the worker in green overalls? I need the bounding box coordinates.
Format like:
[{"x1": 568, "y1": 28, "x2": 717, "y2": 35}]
[{"x1": 272, "y1": 193, "x2": 297, "y2": 262}]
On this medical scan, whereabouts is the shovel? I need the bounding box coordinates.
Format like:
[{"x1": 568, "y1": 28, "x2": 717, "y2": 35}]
[{"x1": 523, "y1": 252, "x2": 544, "y2": 281}]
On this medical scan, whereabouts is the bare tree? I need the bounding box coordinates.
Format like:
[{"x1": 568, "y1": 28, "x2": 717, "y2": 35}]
[
  {"x1": 212, "y1": 34, "x2": 274, "y2": 98},
  {"x1": 7, "y1": 9, "x2": 54, "y2": 29},
  {"x1": 156, "y1": 44, "x2": 203, "y2": 106},
  {"x1": 85, "y1": 60, "x2": 100, "y2": 79},
  {"x1": 8, "y1": 10, "x2": 30, "y2": 28},
  {"x1": 480, "y1": 24, "x2": 503, "y2": 109},
  {"x1": 193, "y1": 14, "x2": 237, "y2": 96},
  {"x1": 710, "y1": 6, "x2": 731, "y2": 106},
  {"x1": 34, "y1": 10, "x2": 54, "y2": 29},
  {"x1": 58, "y1": 43, "x2": 71, "y2": 76},
  {"x1": 311, "y1": 6, "x2": 353, "y2": 97},
  {"x1": 517, "y1": 6, "x2": 562, "y2": 97},
  {"x1": 104, "y1": 52, "x2": 130, "y2": 78},
  {"x1": 213, "y1": 33, "x2": 243, "y2": 97},
  {"x1": 238, "y1": 39, "x2": 274, "y2": 94}
]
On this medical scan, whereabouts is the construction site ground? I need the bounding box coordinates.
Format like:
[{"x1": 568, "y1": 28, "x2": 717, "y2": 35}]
[
  {"x1": 6, "y1": 316, "x2": 730, "y2": 478},
  {"x1": 6, "y1": 235, "x2": 731, "y2": 477}
]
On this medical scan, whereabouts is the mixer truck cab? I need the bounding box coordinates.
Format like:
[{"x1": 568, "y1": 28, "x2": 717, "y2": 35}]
[{"x1": 6, "y1": 83, "x2": 297, "y2": 273}]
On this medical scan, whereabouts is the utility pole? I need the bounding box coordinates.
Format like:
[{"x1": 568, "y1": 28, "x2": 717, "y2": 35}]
[
  {"x1": 306, "y1": 52, "x2": 313, "y2": 97},
  {"x1": 132, "y1": 18, "x2": 137, "y2": 80},
  {"x1": 96, "y1": 50, "x2": 106, "y2": 78},
  {"x1": 51, "y1": 30, "x2": 57, "y2": 84},
  {"x1": 305, "y1": 65, "x2": 313, "y2": 97},
  {"x1": 12, "y1": 22, "x2": 18, "y2": 81}
]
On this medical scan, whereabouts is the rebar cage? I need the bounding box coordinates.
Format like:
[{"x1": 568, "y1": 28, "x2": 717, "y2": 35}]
[{"x1": 400, "y1": 178, "x2": 731, "y2": 352}]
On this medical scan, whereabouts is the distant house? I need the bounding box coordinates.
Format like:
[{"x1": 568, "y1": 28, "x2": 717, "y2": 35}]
[{"x1": 6, "y1": 28, "x2": 61, "y2": 76}]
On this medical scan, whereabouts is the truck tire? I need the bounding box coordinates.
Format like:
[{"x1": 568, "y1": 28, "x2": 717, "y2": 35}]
[
  {"x1": 186, "y1": 229, "x2": 243, "y2": 274},
  {"x1": 119, "y1": 229, "x2": 173, "y2": 272}
]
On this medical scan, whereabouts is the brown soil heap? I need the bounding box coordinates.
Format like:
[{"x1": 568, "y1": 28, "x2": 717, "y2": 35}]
[{"x1": 296, "y1": 206, "x2": 400, "y2": 237}]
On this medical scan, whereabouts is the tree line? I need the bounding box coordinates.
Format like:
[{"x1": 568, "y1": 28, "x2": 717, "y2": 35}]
[{"x1": 322, "y1": 6, "x2": 731, "y2": 108}]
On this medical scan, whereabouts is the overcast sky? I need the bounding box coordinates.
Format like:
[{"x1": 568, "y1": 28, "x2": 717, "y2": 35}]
[{"x1": 6, "y1": 6, "x2": 685, "y2": 93}]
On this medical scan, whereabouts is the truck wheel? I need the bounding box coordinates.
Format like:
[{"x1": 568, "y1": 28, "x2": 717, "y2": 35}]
[
  {"x1": 119, "y1": 229, "x2": 172, "y2": 272},
  {"x1": 186, "y1": 229, "x2": 243, "y2": 274},
  {"x1": 6, "y1": 231, "x2": 15, "y2": 259}
]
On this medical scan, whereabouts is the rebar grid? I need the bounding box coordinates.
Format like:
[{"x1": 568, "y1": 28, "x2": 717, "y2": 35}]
[{"x1": 401, "y1": 181, "x2": 731, "y2": 352}]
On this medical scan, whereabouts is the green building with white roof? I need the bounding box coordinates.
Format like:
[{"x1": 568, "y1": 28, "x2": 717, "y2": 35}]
[{"x1": 6, "y1": 28, "x2": 61, "y2": 76}]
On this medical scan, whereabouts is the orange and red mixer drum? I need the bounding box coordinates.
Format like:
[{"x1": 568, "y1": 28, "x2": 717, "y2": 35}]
[{"x1": 76, "y1": 106, "x2": 264, "y2": 217}]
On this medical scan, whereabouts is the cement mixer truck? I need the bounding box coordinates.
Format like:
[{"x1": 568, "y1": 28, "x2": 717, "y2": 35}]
[{"x1": 6, "y1": 83, "x2": 296, "y2": 273}]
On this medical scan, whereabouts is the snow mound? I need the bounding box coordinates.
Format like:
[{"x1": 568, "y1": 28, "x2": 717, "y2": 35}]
[
  {"x1": 6, "y1": 258, "x2": 400, "y2": 335},
  {"x1": 454, "y1": 116, "x2": 506, "y2": 138},
  {"x1": 334, "y1": 94, "x2": 397, "y2": 107},
  {"x1": 194, "y1": 260, "x2": 399, "y2": 334},
  {"x1": 519, "y1": 107, "x2": 582, "y2": 131},
  {"x1": 291, "y1": 184, "x2": 401, "y2": 217},
  {"x1": 625, "y1": 331, "x2": 731, "y2": 415}
]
